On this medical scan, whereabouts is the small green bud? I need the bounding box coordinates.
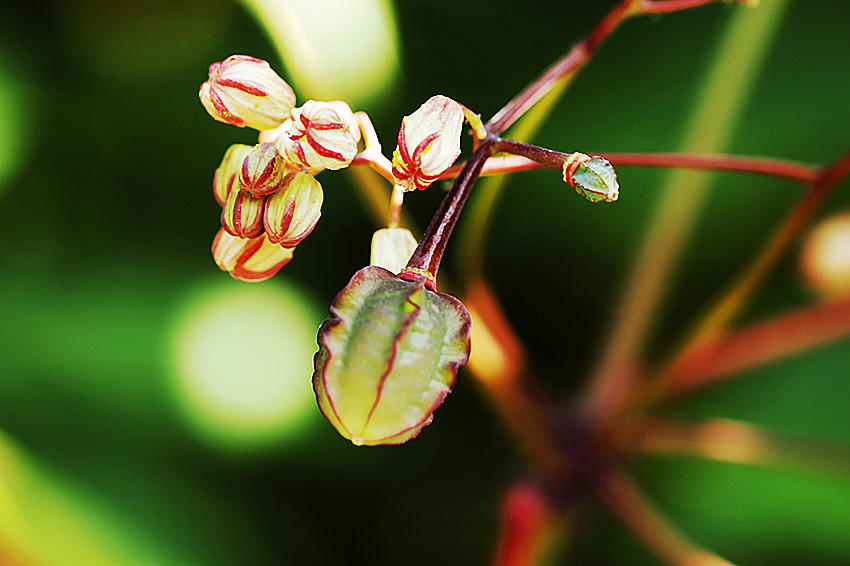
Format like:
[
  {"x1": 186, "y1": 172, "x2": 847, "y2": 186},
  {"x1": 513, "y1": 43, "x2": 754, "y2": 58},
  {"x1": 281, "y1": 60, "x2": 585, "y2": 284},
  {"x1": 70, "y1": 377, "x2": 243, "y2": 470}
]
[
  {"x1": 239, "y1": 142, "x2": 288, "y2": 197},
  {"x1": 313, "y1": 266, "x2": 471, "y2": 446},
  {"x1": 563, "y1": 153, "x2": 619, "y2": 203},
  {"x1": 221, "y1": 188, "x2": 266, "y2": 238},
  {"x1": 263, "y1": 172, "x2": 323, "y2": 247}
]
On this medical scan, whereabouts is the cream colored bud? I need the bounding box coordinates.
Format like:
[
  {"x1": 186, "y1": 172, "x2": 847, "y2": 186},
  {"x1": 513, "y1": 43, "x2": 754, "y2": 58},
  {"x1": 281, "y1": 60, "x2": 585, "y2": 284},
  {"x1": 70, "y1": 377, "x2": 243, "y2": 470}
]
[
  {"x1": 213, "y1": 144, "x2": 252, "y2": 206},
  {"x1": 275, "y1": 100, "x2": 359, "y2": 171},
  {"x1": 263, "y1": 172, "x2": 323, "y2": 247},
  {"x1": 199, "y1": 55, "x2": 296, "y2": 131},
  {"x1": 211, "y1": 228, "x2": 294, "y2": 282},
  {"x1": 221, "y1": 189, "x2": 266, "y2": 239},
  {"x1": 370, "y1": 228, "x2": 418, "y2": 275},
  {"x1": 392, "y1": 95, "x2": 463, "y2": 192},
  {"x1": 239, "y1": 142, "x2": 287, "y2": 197}
]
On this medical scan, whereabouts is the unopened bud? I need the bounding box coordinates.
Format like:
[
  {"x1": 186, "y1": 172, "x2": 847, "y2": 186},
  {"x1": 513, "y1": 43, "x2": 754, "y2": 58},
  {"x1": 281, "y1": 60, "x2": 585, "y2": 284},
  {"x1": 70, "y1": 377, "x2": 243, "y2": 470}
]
[
  {"x1": 562, "y1": 153, "x2": 619, "y2": 203},
  {"x1": 275, "y1": 100, "x2": 359, "y2": 171},
  {"x1": 199, "y1": 55, "x2": 296, "y2": 131},
  {"x1": 263, "y1": 172, "x2": 323, "y2": 247},
  {"x1": 221, "y1": 189, "x2": 266, "y2": 238},
  {"x1": 239, "y1": 142, "x2": 288, "y2": 197},
  {"x1": 211, "y1": 228, "x2": 294, "y2": 282},
  {"x1": 313, "y1": 267, "x2": 471, "y2": 446},
  {"x1": 392, "y1": 95, "x2": 464, "y2": 192},
  {"x1": 213, "y1": 144, "x2": 252, "y2": 206},
  {"x1": 370, "y1": 228, "x2": 418, "y2": 275}
]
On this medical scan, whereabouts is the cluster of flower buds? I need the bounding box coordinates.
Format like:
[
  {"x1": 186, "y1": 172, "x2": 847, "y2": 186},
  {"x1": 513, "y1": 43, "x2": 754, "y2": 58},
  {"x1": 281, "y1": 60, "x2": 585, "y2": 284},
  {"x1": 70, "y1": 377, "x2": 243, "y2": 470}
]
[{"x1": 200, "y1": 55, "x2": 362, "y2": 281}]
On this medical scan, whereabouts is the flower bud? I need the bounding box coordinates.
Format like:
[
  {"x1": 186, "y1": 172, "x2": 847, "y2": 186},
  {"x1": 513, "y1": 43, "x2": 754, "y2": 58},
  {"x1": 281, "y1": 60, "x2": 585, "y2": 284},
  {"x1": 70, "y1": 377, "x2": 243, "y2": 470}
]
[
  {"x1": 213, "y1": 143, "x2": 252, "y2": 206},
  {"x1": 199, "y1": 55, "x2": 296, "y2": 131},
  {"x1": 221, "y1": 188, "x2": 266, "y2": 238},
  {"x1": 239, "y1": 142, "x2": 288, "y2": 197},
  {"x1": 211, "y1": 228, "x2": 294, "y2": 282},
  {"x1": 370, "y1": 228, "x2": 418, "y2": 275},
  {"x1": 313, "y1": 267, "x2": 471, "y2": 446},
  {"x1": 562, "y1": 153, "x2": 619, "y2": 203},
  {"x1": 263, "y1": 172, "x2": 323, "y2": 247},
  {"x1": 392, "y1": 95, "x2": 464, "y2": 192},
  {"x1": 275, "y1": 100, "x2": 359, "y2": 171}
]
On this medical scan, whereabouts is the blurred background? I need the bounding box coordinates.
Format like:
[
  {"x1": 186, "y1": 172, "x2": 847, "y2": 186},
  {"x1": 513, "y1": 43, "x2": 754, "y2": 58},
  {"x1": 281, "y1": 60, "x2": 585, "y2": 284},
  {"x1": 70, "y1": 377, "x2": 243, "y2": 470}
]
[{"x1": 0, "y1": 0, "x2": 849, "y2": 564}]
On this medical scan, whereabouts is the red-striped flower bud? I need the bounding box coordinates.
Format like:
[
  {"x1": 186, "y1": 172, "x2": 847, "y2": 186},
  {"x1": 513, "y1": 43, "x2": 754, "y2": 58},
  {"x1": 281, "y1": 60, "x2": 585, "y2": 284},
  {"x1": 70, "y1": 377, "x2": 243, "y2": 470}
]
[
  {"x1": 392, "y1": 95, "x2": 464, "y2": 192},
  {"x1": 199, "y1": 55, "x2": 296, "y2": 131},
  {"x1": 213, "y1": 143, "x2": 252, "y2": 206},
  {"x1": 239, "y1": 142, "x2": 288, "y2": 197},
  {"x1": 313, "y1": 267, "x2": 471, "y2": 445},
  {"x1": 263, "y1": 172, "x2": 323, "y2": 247},
  {"x1": 275, "y1": 100, "x2": 359, "y2": 171},
  {"x1": 221, "y1": 189, "x2": 266, "y2": 238},
  {"x1": 211, "y1": 228, "x2": 294, "y2": 282}
]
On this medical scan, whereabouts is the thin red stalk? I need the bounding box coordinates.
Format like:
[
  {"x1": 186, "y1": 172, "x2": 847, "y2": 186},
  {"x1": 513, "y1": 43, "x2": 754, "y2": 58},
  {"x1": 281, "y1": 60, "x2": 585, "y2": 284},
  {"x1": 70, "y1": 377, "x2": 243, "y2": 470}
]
[
  {"x1": 601, "y1": 152, "x2": 817, "y2": 183},
  {"x1": 404, "y1": 139, "x2": 494, "y2": 280},
  {"x1": 350, "y1": 153, "x2": 395, "y2": 183},
  {"x1": 485, "y1": 0, "x2": 742, "y2": 136},
  {"x1": 656, "y1": 294, "x2": 850, "y2": 399},
  {"x1": 649, "y1": 150, "x2": 850, "y2": 396},
  {"x1": 486, "y1": 0, "x2": 639, "y2": 136},
  {"x1": 444, "y1": 150, "x2": 819, "y2": 185},
  {"x1": 597, "y1": 469, "x2": 736, "y2": 566}
]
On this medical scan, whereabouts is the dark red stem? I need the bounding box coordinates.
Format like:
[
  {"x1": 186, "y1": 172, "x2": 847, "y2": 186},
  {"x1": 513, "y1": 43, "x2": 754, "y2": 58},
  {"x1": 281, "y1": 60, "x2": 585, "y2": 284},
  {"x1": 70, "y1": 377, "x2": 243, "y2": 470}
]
[
  {"x1": 493, "y1": 138, "x2": 568, "y2": 171},
  {"x1": 403, "y1": 138, "x2": 495, "y2": 282}
]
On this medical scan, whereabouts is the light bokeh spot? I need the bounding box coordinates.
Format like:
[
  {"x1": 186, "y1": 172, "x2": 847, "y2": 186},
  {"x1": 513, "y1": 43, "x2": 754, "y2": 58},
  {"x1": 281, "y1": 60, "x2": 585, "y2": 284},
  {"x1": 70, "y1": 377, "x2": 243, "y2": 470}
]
[
  {"x1": 800, "y1": 211, "x2": 850, "y2": 298},
  {"x1": 0, "y1": 40, "x2": 38, "y2": 199},
  {"x1": 170, "y1": 279, "x2": 323, "y2": 452},
  {"x1": 243, "y1": 0, "x2": 400, "y2": 107}
]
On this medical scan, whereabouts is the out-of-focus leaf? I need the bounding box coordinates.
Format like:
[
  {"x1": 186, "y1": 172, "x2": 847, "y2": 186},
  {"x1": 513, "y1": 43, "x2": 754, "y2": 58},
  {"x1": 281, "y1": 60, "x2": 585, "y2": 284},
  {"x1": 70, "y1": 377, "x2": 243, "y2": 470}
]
[
  {"x1": 239, "y1": 0, "x2": 400, "y2": 108},
  {"x1": 0, "y1": 431, "x2": 275, "y2": 566}
]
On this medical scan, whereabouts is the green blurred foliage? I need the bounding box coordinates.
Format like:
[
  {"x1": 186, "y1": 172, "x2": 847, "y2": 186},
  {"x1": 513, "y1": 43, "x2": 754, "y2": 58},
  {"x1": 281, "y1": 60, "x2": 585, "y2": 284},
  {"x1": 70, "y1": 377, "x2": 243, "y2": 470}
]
[{"x1": 0, "y1": 0, "x2": 848, "y2": 565}]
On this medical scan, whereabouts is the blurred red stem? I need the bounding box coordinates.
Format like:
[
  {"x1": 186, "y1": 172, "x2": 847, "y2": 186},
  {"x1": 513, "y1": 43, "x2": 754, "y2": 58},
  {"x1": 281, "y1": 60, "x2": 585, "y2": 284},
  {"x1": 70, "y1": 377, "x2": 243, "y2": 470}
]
[
  {"x1": 656, "y1": 294, "x2": 850, "y2": 399},
  {"x1": 597, "y1": 469, "x2": 736, "y2": 566},
  {"x1": 485, "y1": 0, "x2": 740, "y2": 136},
  {"x1": 649, "y1": 149, "x2": 850, "y2": 397},
  {"x1": 492, "y1": 483, "x2": 556, "y2": 566}
]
